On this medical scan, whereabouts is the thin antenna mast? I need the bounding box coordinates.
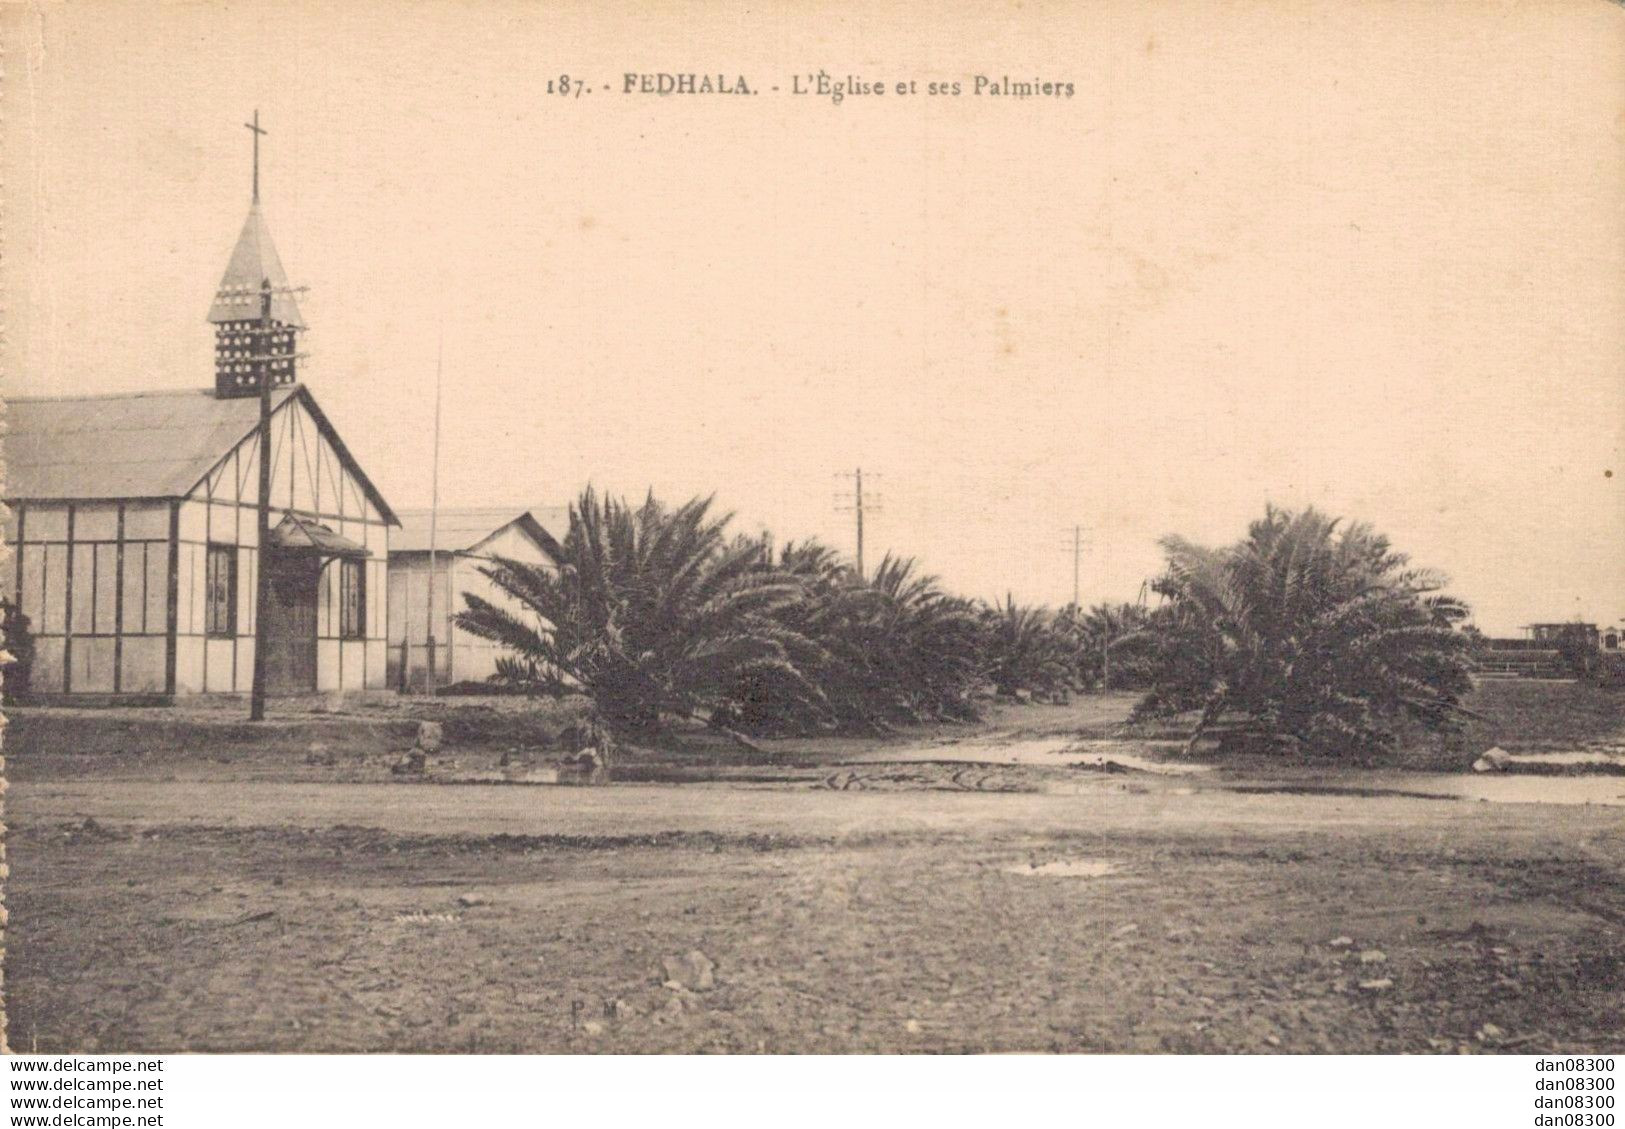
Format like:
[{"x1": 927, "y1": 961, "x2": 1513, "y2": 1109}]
[{"x1": 425, "y1": 331, "x2": 445, "y2": 694}]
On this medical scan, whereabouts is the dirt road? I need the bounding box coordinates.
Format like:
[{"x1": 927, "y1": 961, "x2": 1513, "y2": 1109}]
[{"x1": 9, "y1": 770, "x2": 1623, "y2": 1054}]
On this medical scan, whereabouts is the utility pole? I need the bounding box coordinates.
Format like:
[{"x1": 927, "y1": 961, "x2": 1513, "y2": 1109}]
[
  {"x1": 1061, "y1": 525, "x2": 1092, "y2": 609},
  {"x1": 249, "y1": 275, "x2": 274, "y2": 721},
  {"x1": 1062, "y1": 524, "x2": 1114, "y2": 691},
  {"x1": 835, "y1": 469, "x2": 881, "y2": 581},
  {"x1": 239, "y1": 112, "x2": 306, "y2": 722},
  {"x1": 247, "y1": 110, "x2": 271, "y2": 722}
]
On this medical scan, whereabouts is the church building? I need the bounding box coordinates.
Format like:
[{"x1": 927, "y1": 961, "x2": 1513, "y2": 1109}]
[{"x1": 2, "y1": 136, "x2": 397, "y2": 701}]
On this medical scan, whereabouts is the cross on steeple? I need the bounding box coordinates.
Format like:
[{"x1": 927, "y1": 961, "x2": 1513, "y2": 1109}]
[
  {"x1": 211, "y1": 111, "x2": 305, "y2": 397},
  {"x1": 245, "y1": 109, "x2": 267, "y2": 203}
]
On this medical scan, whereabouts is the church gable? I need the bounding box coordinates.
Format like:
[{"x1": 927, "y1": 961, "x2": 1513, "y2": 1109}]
[{"x1": 184, "y1": 387, "x2": 396, "y2": 542}]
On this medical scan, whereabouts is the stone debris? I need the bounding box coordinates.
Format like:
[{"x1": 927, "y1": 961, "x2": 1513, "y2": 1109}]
[
  {"x1": 1472, "y1": 747, "x2": 1512, "y2": 773},
  {"x1": 394, "y1": 911, "x2": 458, "y2": 925},
  {"x1": 660, "y1": 950, "x2": 716, "y2": 992},
  {"x1": 391, "y1": 749, "x2": 427, "y2": 775},
  {"x1": 1475, "y1": 1023, "x2": 1505, "y2": 1043},
  {"x1": 1358, "y1": 950, "x2": 1387, "y2": 965},
  {"x1": 1328, "y1": 936, "x2": 1354, "y2": 948},
  {"x1": 1358, "y1": 978, "x2": 1393, "y2": 992}
]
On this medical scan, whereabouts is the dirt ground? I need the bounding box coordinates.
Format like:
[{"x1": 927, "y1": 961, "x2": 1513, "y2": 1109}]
[{"x1": 6, "y1": 686, "x2": 1624, "y2": 1054}]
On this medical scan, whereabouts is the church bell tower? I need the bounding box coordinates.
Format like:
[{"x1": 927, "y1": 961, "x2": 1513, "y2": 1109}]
[{"x1": 208, "y1": 112, "x2": 304, "y2": 398}]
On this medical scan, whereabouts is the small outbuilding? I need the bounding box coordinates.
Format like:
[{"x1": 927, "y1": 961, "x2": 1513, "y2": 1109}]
[{"x1": 387, "y1": 506, "x2": 563, "y2": 690}]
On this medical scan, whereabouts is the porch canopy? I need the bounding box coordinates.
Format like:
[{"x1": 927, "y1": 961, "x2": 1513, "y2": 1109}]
[{"x1": 267, "y1": 513, "x2": 370, "y2": 559}]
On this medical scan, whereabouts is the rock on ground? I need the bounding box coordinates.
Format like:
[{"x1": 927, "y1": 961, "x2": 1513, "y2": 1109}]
[{"x1": 660, "y1": 950, "x2": 716, "y2": 992}]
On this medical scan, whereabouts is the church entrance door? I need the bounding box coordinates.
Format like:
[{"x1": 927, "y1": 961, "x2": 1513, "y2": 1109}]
[{"x1": 263, "y1": 552, "x2": 319, "y2": 695}]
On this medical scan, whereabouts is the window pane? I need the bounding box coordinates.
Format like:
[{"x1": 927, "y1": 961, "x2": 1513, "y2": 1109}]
[
  {"x1": 206, "y1": 546, "x2": 236, "y2": 636},
  {"x1": 339, "y1": 559, "x2": 364, "y2": 639}
]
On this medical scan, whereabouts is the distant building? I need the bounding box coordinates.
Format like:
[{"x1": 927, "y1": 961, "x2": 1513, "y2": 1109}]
[
  {"x1": 387, "y1": 507, "x2": 564, "y2": 690},
  {"x1": 1525, "y1": 623, "x2": 1601, "y2": 649},
  {"x1": 1, "y1": 197, "x2": 396, "y2": 700}
]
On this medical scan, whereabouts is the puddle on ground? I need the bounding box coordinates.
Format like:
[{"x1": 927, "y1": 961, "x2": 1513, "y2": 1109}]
[
  {"x1": 1495, "y1": 750, "x2": 1625, "y2": 774},
  {"x1": 1514, "y1": 749, "x2": 1625, "y2": 763},
  {"x1": 850, "y1": 736, "x2": 1209, "y2": 775},
  {"x1": 1224, "y1": 784, "x2": 1457, "y2": 802},
  {"x1": 1004, "y1": 859, "x2": 1121, "y2": 878},
  {"x1": 1446, "y1": 777, "x2": 1625, "y2": 806},
  {"x1": 1063, "y1": 743, "x2": 1213, "y2": 776},
  {"x1": 877, "y1": 737, "x2": 1079, "y2": 763},
  {"x1": 1224, "y1": 777, "x2": 1625, "y2": 807}
]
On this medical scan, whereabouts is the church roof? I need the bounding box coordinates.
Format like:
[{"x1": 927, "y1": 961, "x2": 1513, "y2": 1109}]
[
  {"x1": 3, "y1": 385, "x2": 398, "y2": 524},
  {"x1": 391, "y1": 506, "x2": 566, "y2": 554},
  {"x1": 206, "y1": 204, "x2": 305, "y2": 327}
]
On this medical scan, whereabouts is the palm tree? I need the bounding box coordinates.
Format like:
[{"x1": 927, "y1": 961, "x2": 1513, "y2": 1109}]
[
  {"x1": 1135, "y1": 506, "x2": 1475, "y2": 756},
  {"x1": 856, "y1": 555, "x2": 989, "y2": 726},
  {"x1": 984, "y1": 596, "x2": 1074, "y2": 699},
  {"x1": 456, "y1": 488, "x2": 821, "y2": 732}
]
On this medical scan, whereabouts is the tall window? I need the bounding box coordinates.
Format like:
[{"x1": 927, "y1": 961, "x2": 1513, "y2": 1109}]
[
  {"x1": 205, "y1": 544, "x2": 237, "y2": 637},
  {"x1": 340, "y1": 558, "x2": 365, "y2": 639}
]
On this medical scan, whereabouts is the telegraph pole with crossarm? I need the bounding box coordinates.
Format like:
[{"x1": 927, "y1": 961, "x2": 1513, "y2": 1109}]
[
  {"x1": 234, "y1": 112, "x2": 309, "y2": 721},
  {"x1": 835, "y1": 469, "x2": 882, "y2": 581}
]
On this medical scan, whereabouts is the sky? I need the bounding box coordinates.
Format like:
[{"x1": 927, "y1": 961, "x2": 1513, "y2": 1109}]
[{"x1": 3, "y1": 0, "x2": 1621, "y2": 635}]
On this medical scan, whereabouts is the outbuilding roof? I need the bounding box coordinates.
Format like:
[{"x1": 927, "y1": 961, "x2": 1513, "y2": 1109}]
[
  {"x1": 391, "y1": 506, "x2": 566, "y2": 555},
  {"x1": 3, "y1": 385, "x2": 398, "y2": 524}
]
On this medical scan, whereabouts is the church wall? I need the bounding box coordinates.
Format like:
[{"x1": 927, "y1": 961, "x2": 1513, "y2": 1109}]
[
  {"x1": 7, "y1": 499, "x2": 175, "y2": 698},
  {"x1": 174, "y1": 635, "x2": 205, "y2": 696}
]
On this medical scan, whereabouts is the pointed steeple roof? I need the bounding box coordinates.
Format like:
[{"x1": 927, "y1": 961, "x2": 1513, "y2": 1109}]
[{"x1": 207, "y1": 204, "x2": 305, "y2": 327}]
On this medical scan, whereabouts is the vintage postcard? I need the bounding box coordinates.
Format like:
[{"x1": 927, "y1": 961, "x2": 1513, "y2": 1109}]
[{"x1": 0, "y1": 0, "x2": 1619, "y2": 1102}]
